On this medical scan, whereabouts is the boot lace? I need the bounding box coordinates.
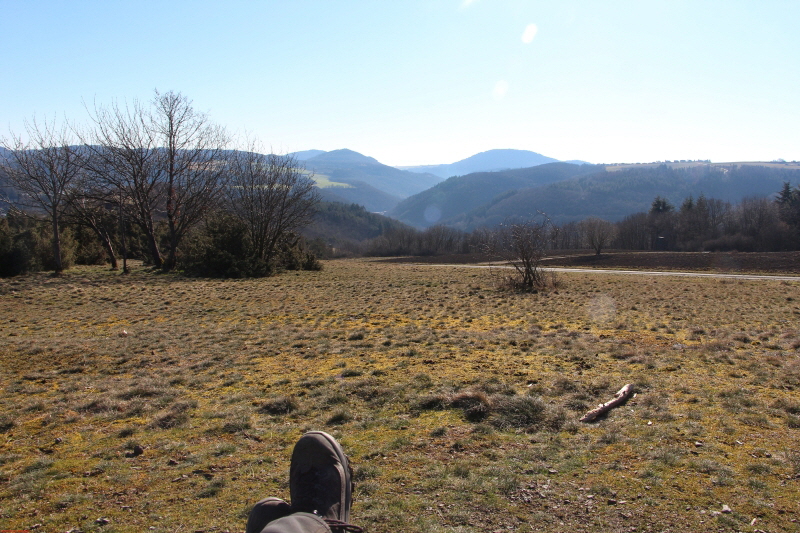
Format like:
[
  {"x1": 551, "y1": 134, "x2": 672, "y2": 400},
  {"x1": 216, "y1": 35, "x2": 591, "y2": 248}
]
[{"x1": 324, "y1": 518, "x2": 363, "y2": 533}]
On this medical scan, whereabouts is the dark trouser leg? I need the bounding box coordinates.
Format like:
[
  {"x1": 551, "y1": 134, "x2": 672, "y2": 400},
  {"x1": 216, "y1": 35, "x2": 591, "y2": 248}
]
[{"x1": 260, "y1": 512, "x2": 331, "y2": 533}]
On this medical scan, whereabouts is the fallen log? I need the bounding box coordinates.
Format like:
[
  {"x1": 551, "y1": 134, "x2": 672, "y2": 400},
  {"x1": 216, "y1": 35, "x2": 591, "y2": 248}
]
[{"x1": 580, "y1": 384, "x2": 634, "y2": 422}]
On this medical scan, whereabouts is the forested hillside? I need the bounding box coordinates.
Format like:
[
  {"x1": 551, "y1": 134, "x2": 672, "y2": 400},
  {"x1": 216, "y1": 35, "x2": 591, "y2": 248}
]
[
  {"x1": 392, "y1": 163, "x2": 800, "y2": 230},
  {"x1": 453, "y1": 164, "x2": 800, "y2": 228},
  {"x1": 302, "y1": 201, "x2": 412, "y2": 256},
  {"x1": 317, "y1": 181, "x2": 401, "y2": 213},
  {"x1": 303, "y1": 149, "x2": 441, "y2": 208},
  {"x1": 390, "y1": 162, "x2": 600, "y2": 227}
]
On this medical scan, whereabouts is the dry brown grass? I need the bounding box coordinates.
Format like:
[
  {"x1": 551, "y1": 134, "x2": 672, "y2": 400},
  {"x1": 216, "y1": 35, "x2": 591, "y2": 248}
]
[{"x1": 0, "y1": 260, "x2": 799, "y2": 532}]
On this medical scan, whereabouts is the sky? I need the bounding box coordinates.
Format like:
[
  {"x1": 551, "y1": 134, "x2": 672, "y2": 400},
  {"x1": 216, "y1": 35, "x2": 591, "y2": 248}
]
[{"x1": 2, "y1": 0, "x2": 799, "y2": 166}]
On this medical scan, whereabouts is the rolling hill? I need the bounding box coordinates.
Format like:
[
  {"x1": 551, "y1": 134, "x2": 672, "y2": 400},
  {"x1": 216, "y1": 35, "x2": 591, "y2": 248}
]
[
  {"x1": 293, "y1": 148, "x2": 588, "y2": 213},
  {"x1": 389, "y1": 162, "x2": 600, "y2": 227},
  {"x1": 436, "y1": 163, "x2": 800, "y2": 230},
  {"x1": 290, "y1": 149, "x2": 327, "y2": 160},
  {"x1": 316, "y1": 182, "x2": 402, "y2": 213},
  {"x1": 302, "y1": 149, "x2": 442, "y2": 211},
  {"x1": 302, "y1": 201, "x2": 412, "y2": 256}
]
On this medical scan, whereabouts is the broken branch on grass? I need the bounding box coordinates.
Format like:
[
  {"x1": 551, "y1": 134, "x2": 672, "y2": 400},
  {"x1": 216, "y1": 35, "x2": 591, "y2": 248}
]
[{"x1": 580, "y1": 384, "x2": 634, "y2": 423}]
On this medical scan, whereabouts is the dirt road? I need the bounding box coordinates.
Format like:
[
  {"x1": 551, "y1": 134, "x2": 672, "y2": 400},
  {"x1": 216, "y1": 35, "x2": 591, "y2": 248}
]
[{"x1": 431, "y1": 263, "x2": 800, "y2": 282}]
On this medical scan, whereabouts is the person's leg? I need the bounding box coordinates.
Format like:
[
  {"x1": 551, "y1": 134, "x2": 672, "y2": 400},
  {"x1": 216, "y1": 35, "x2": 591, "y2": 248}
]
[
  {"x1": 260, "y1": 512, "x2": 331, "y2": 533},
  {"x1": 247, "y1": 431, "x2": 361, "y2": 533},
  {"x1": 246, "y1": 497, "x2": 292, "y2": 533}
]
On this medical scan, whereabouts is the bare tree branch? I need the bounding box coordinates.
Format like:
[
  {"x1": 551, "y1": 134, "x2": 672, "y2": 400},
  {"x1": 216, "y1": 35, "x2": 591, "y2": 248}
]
[{"x1": 0, "y1": 118, "x2": 82, "y2": 273}]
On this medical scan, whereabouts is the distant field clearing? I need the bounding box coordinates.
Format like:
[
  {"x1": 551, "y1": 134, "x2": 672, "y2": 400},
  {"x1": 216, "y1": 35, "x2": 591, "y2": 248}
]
[{"x1": 305, "y1": 171, "x2": 354, "y2": 188}]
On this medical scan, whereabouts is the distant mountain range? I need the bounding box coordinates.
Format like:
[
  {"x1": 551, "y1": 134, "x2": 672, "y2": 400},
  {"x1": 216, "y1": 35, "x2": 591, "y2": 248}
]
[
  {"x1": 397, "y1": 149, "x2": 585, "y2": 179},
  {"x1": 292, "y1": 148, "x2": 584, "y2": 212},
  {"x1": 282, "y1": 149, "x2": 800, "y2": 227}
]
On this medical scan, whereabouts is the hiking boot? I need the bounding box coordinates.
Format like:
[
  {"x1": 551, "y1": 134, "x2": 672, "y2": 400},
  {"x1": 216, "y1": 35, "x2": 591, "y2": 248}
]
[
  {"x1": 246, "y1": 497, "x2": 292, "y2": 533},
  {"x1": 289, "y1": 431, "x2": 353, "y2": 522}
]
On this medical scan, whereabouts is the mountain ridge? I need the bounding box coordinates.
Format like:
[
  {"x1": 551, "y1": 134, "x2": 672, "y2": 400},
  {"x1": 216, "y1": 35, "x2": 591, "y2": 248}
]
[
  {"x1": 389, "y1": 162, "x2": 600, "y2": 227},
  {"x1": 397, "y1": 148, "x2": 565, "y2": 178}
]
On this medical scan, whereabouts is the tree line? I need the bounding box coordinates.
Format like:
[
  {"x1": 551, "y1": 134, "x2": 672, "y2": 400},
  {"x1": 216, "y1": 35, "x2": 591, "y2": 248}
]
[
  {"x1": 603, "y1": 190, "x2": 800, "y2": 253},
  {"x1": 0, "y1": 91, "x2": 320, "y2": 277},
  {"x1": 356, "y1": 186, "x2": 800, "y2": 258}
]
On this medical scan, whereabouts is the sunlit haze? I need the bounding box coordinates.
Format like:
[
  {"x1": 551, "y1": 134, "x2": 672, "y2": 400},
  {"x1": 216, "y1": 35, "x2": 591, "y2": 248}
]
[{"x1": 2, "y1": 0, "x2": 798, "y2": 166}]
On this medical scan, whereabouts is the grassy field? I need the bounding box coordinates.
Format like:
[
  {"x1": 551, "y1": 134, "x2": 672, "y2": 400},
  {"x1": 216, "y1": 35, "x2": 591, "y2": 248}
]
[
  {"x1": 308, "y1": 171, "x2": 354, "y2": 188},
  {"x1": 1, "y1": 260, "x2": 799, "y2": 532}
]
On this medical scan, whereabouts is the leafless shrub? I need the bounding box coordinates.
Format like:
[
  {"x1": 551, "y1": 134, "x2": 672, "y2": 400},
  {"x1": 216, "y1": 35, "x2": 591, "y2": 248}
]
[{"x1": 480, "y1": 216, "x2": 558, "y2": 292}]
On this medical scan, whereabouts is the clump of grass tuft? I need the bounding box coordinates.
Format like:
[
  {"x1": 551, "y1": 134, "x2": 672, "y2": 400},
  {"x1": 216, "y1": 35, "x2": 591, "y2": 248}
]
[
  {"x1": 489, "y1": 395, "x2": 548, "y2": 430},
  {"x1": 0, "y1": 415, "x2": 15, "y2": 433},
  {"x1": 411, "y1": 393, "x2": 448, "y2": 412},
  {"x1": 327, "y1": 409, "x2": 352, "y2": 425},
  {"x1": 150, "y1": 400, "x2": 196, "y2": 429},
  {"x1": 0, "y1": 453, "x2": 22, "y2": 466},
  {"x1": 219, "y1": 415, "x2": 252, "y2": 434},
  {"x1": 718, "y1": 388, "x2": 758, "y2": 411},
  {"x1": 116, "y1": 426, "x2": 137, "y2": 438},
  {"x1": 78, "y1": 397, "x2": 124, "y2": 414},
  {"x1": 115, "y1": 380, "x2": 172, "y2": 400},
  {"x1": 772, "y1": 397, "x2": 800, "y2": 415},
  {"x1": 450, "y1": 390, "x2": 492, "y2": 422},
  {"x1": 551, "y1": 377, "x2": 579, "y2": 395},
  {"x1": 197, "y1": 479, "x2": 226, "y2": 498},
  {"x1": 212, "y1": 443, "x2": 237, "y2": 457},
  {"x1": 323, "y1": 391, "x2": 348, "y2": 406},
  {"x1": 745, "y1": 463, "x2": 772, "y2": 475},
  {"x1": 260, "y1": 396, "x2": 299, "y2": 415},
  {"x1": 690, "y1": 458, "x2": 734, "y2": 478},
  {"x1": 23, "y1": 457, "x2": 54, "y2": 474},
  {"x1": 353, "y1": 464, "x2": 381, "y2": 481},
  {"x1": 430, "y1": 426, "x2": 448, "y2": 437}
]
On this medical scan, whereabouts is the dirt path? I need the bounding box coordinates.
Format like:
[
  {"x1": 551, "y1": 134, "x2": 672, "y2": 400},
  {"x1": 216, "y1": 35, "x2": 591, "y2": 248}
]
[{"x1": 426, "y1": 263, "x2": 800, "y2": 282}]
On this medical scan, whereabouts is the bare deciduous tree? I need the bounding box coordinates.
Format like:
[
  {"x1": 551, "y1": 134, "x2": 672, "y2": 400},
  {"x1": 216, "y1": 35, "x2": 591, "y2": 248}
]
[
  {"x1": 580, "y1": 216, "x2": 616, "y2": 255},
  {"x1": 151, "y1": 90, "x2": 229, "y2": 270},
  {"x1": 82, "y1": 97, "x2": 164, "y2": 268},
  {"x1": 0, "y1": 119, "x2": 82, "y2": 273},
  {"x1": 84, "y1": 91, "x2": 229, "y2": 270},
  {"x1": 481, "y1": 216, "x2": 555, "y2": 291},
  {"x1": 226, "y1": 145, "x2": 320, "y2": 265}
]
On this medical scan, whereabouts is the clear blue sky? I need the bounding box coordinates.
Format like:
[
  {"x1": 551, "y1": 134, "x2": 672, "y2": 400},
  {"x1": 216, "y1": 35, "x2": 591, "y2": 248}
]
[{"x1": 2, "y1": 0, "x2": 799, "y2": 166}]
